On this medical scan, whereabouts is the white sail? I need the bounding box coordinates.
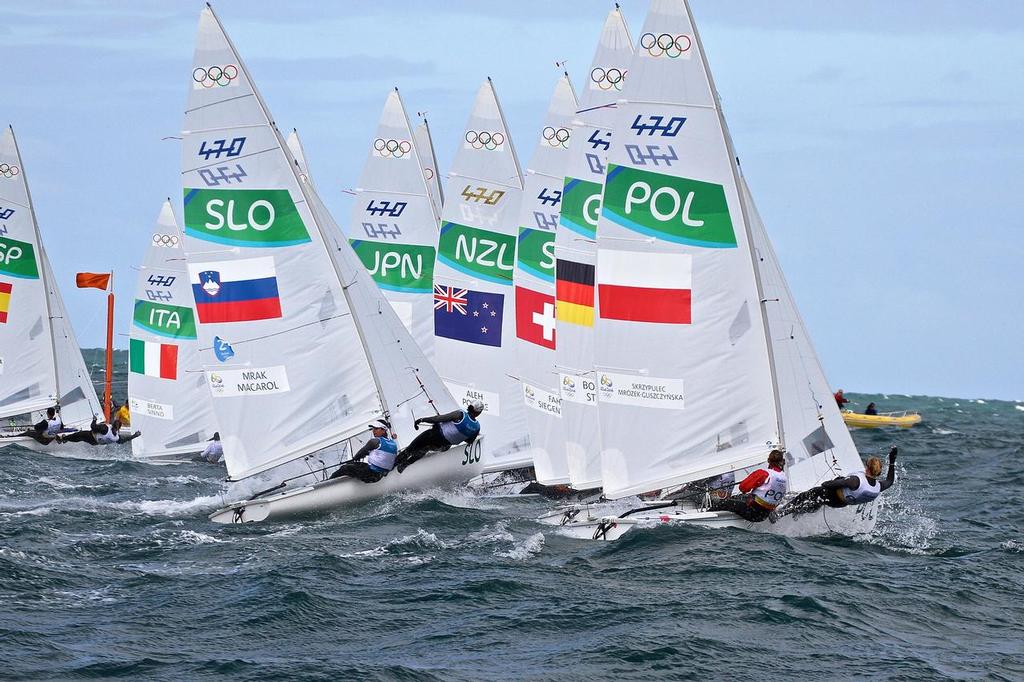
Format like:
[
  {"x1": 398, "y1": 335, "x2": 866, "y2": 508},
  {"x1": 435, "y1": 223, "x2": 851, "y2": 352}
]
[
  {"x1": 128, "y1": 200, "x2": 218, "y2": 460},
  {"x1": 181, "y1": 7, "x2": 381, "y2": 480},
  {"x1": 555, "y1": 8, "x2": 634, "y2": 489},
  {"x1": 594, "y1": 0, "x2": 779, "y2": 498},
  {"x1": 513, "y1": 73, "x2": 578, "y2": 484},
  {"x1": 348, "y1": 89, "x2": 440, "y2": 357},
  {"x1": 285, "y1": 129, "x2": 312, "y2": 185},
  {"x1": 0, "y1": 126, "x2": 98, "y2": 427},
  {"x1": 414, "y1": 119, "x2": 444, "y2": 218},
  {"x1": 740, "y1": 174, "x2": 863, "y2": 491},
  {"x1": 433, "y1": 78, "x2": 532, "y2": 473}
]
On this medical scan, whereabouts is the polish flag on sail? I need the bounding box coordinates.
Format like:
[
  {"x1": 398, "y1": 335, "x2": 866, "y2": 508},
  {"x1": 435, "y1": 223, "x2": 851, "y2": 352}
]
[{"x1": 597, "y1": 250, "x2": 692, "y2": 324}]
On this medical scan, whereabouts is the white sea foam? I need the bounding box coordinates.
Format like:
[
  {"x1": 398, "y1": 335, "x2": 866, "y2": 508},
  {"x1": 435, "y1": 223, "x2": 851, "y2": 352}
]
[
  {"x1": 497, "y1": 532, "x2": 545, "y2": 560},
  {"x1": 1000, "y1": 540, "x2": 1022, "y2": 553},
  {"x1": 1015, "y1": 405, "x2": 1024, "y2": 412}
]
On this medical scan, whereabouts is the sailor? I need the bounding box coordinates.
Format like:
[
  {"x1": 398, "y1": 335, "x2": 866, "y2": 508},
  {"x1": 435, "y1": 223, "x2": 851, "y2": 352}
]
[
  {"x1": 394, "y1": 401, "x2": 483, "y2": 473},
  {"x1": 115, "y1": 399, "x2": 131, "y2": 427},
  {"x1": 21, "y1": 407, "x2": 63, "y2": 445},
  {"x1": 199, "y1": 432, "x2": 224, "y2": 464},
  {"x1": 864, "y1": 402, "x2": 878, "y2": 415},
  {"x1": 770, "y1": 447, "x2": 898, "y2": 522},
  {"x1": 329, "y1": 420, "x2": 398, "y2": 483},
  {"x1": 110, "y1": 418, "x2": 142, "y2": 445},
  {"x1": 834, "y1": 389, "x2": 850, "y2": 409},
  {"x1": 708, "y1": 449, "x2": 787, "y2": 523},
  {"x1": 57, "y1": 416, "x2": 107, "y2": 445}
]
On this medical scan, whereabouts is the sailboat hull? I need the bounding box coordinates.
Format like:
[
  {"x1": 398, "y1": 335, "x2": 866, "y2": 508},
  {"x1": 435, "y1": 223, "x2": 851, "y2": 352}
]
[
  {"x1": 539, "y1": 499, "x2": 878, "y2": 540},
  {"x1": 209, "y1": 441, "x2": 486, "y2": 524}
]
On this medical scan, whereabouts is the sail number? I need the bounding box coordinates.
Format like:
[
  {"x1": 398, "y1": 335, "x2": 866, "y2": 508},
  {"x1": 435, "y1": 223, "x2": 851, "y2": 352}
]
[{"x1": 461, "y1": 440, "x2": 482, "y2": 466}]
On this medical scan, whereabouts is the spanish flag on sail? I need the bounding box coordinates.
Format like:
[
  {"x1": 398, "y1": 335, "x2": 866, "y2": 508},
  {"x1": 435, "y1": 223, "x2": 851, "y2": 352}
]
[
  {"x1": 0, "y1": 281, "x2": 11, "y2": 323},
  {"x1": 555, "y1": 259, "x2": 594, "y2": 327}
]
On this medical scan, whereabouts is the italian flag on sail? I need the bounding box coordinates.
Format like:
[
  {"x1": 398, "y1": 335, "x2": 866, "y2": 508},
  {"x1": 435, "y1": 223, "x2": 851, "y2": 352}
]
[{"x1": 129, "y1": 338, "x2": 178, "y2": 380}]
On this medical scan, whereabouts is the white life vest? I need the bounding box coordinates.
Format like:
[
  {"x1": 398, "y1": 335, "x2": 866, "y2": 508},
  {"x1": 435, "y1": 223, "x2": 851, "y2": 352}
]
[
  {"x1": 366, "y1": 436, "x2": 399, "y2": 471},
  {"x1": 753, "y1": 468, "x2": 788, "y2": 509},
  {"x1": 96, "y1": 427, "x2": 118, "y2": 445},
  {"x1": 46, "y1": 418, "x2": 63, "y2": 436},
  {"x1": 439, "y1": 411, "x2": 480, "y2": 445},
  {"x1": 843, "y1": 472, "x2": 880, "y2": 505}
]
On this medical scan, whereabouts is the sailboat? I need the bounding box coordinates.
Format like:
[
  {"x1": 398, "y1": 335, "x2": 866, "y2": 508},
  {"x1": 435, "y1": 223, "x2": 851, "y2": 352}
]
[
  {"x1": 0, "y1": 126, "x2": 102, "y2": 451},
  {"x1": 541, "y1": 0, "x2": 877, "y2": 539},
  {"x1": 348, "y1": 89, "x2": 441, "y2": 357},
  {"x1": 513, "y1": 72, "x2": 578, "y2": 485},
  {"x1": 179, "y1": 6, "x2": 483, "y2": 524},
  {"x1": 432, "y1": 78, "x2": 536, "y2": 474},
  {"x1": 127, "y1": 199, "x2": 219, "y2": 463},
  {"x1": 414, "y1": 117, "x2": 444, "y2": 218},
  {"x1": 554, "y1": 7, "x2": 634, "y2": 491}
]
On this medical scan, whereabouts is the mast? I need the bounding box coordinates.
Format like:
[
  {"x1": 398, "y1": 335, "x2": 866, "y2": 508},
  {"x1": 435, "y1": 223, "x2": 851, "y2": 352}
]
[
  {"x1": 205, "y1": 5, "x2": 393, "y2": 425},
  {"x1": 419, "y1": 115, "x2": 444, "y2": 206},
  {"x1": 103, "y1": 271, "x2": 114, "y2": 422},
  {"x1": 9, "y1": 126, "x2": 62, "y2": 409},
  {"x1": 683, "y1": 0, "x2": 784, "y2": 448}
]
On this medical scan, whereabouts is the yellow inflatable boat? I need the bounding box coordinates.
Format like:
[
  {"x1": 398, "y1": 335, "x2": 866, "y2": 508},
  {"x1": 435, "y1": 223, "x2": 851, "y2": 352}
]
[{"x1": 842, "y1": 410, "x2": 922, "y2": 429}]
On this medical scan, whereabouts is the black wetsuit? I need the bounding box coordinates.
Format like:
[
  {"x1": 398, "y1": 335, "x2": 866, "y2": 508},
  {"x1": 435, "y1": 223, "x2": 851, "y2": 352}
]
[
  {"x1": 394, "y1": 410, "x2": 477, "y2": 473},
  {"x1": 329, "y1": 438, "x2": 388, "y2": 483},
  {"x1": 776, "y1": 456, "x2": 896, "y2": 519},
  {"x1": 710, "y1": 495, "x2": 772, "y2": 523}
]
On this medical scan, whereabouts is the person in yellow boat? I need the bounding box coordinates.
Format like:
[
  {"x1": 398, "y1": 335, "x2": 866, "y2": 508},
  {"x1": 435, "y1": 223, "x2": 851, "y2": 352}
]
[
  {"x1": 834, "y1": 389, "x2": 850, "y2": 409},
  {"x1": 115, "y1": 399, "x2": 131, "y2": 427},
  {"x1": 864, "y1": 402, "x2": 878, "y2": 415},
  {"x1": 770, "y1": 447, "x2": 897, "y2": 522}
]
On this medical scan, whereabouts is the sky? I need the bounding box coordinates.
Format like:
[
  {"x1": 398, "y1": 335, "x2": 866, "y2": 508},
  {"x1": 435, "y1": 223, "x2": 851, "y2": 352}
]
[{"x1": 3, "y1": 1, "x2": 1022, "y2": 401}]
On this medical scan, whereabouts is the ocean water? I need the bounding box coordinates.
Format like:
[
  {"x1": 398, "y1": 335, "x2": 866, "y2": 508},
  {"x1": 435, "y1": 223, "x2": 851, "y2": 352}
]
[{"x1": 2, "y1": 384, "x2": 1022, "y2": 680}]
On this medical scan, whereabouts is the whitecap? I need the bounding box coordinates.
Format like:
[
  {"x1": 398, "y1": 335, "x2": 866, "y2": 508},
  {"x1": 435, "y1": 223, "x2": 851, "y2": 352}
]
[
  {"x1": 1000, "y1": 540, "x2": 1022, "y2": 553},
  {"x1": 497, "y1": 532, "x2": 545, "y2": 560},
  {"x1": 1015, "y1": 405, "x2": 1024, "y2": 413}
]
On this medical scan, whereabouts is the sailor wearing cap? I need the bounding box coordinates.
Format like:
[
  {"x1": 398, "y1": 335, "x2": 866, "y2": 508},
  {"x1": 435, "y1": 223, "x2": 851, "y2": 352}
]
[
  {"x1": 329, "y1": 419, "x2": 399, "y2": 483},
  {"x1": 393, "y1": 401, "x2": 484, "y2": 473}
]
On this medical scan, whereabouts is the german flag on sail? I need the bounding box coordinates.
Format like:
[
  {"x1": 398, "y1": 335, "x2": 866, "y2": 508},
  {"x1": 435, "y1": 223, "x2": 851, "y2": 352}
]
[{"x1": 555, "y1": 259, "x2": 594, "y2": 327}]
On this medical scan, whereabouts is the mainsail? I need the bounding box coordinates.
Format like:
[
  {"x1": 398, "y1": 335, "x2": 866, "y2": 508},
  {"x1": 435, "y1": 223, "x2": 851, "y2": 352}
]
[
  {"x1": 432, "y1": 78, "x2": 532, "y2": 473},
  {"x1": 594, "y1": 0, "x2": 779, "y2": 498},
  {"x1": 740, "y1": 174, "x2": 862, "y2": 491},
  {"x1": 181, "y1": 6, "x2": 457, "y2": 482},
  {"x1": 513, "y1": 73, "x2": 578, "y2": 485},
  {"x1": 414, "y1": 118, "x2": 444, "y2": 218},
  {"x1": 348, "y1": 89, "x2": 440, "y2": 357},
  {"x1": 555, "y1": 8, "x2": 634, "y2": 489},
  {"x1": 0, "y1": 126, "x2": 99, "y2": 427},
  {"x1": 128, "y1": 200, "x2": 218, "y2": 460},
  {"x1": 285, "y1": 129, "x2": 312, "y2": 185}
]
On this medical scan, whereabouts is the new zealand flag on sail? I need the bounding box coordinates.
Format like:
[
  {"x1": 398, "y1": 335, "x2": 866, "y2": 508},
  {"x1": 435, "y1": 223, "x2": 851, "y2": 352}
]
[{"x1": 433, "y1": 284, "x2": 504, "y2": 347}]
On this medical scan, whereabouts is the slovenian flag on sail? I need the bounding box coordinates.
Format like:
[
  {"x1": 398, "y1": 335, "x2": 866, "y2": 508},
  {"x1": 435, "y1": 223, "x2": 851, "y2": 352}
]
[
  {"x1": 188, "y1": 257, "x2": 282, "y2": 324},
  {"x1": 597, "y1": 250, "x2": 692, "y2": 324},
  {"x1": 129, "y1": 338, "x2": 178, "y2": 379}
]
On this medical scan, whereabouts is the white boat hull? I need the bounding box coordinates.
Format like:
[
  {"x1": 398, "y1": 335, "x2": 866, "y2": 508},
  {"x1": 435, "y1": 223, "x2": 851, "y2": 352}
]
[
  {"x1": 210, "y1": 441, "x2": 486, "y2": 524},
  {"x1": 539, "y1": 498, "x2": 878, "y2": 540}
]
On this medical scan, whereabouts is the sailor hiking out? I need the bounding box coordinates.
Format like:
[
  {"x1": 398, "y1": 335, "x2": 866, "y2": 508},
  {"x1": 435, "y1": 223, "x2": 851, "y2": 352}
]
[
  {"x1": 57, "y1": 416, "x2": 141, "y2": 446},
  {"x1": 18, "y1": 407, "x2": 63, "y2": 446},
  {"x1": 330, "y1": 420, "x2": 399, "y2": 483},
  {"x1": 709, "y1": 449, "x2": 788, "y2": 523},
  {"x1": 771, "y1": 447, "x2": 898, "y2": 522},
  {"x1": 394, "y1": 401, "x2": 483, "y2": 473}
]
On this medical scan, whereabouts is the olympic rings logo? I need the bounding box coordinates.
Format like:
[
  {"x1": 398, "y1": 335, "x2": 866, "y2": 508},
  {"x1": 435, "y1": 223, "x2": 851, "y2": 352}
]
[
  {"x1": 542, "y1": 126, "x2": 571, "y2": 148},
  {"x1": 192, "y1": 64, "x2": 240, "y2": 89},
  {"x1": 152, "y1": 233, "x2": 180, "y2": 247},
  {"x1": 465, "y1": 130, "x2": 505, "y2": 151},
  {"x1": 374, "y1": 138, "x2": 412, "y2": 158},
  {"x1": 0, "y1": 163, "x2": 20, "y2": 179},
  {"x1": 590, "y1": 66, "x2": 627, "y2": 91},
  {"x1": 424, "y1": 167, "x2": 436, "y2": 180},
  {"x1": 639, "y1": 32, "x2": 693, "y2": 58}
]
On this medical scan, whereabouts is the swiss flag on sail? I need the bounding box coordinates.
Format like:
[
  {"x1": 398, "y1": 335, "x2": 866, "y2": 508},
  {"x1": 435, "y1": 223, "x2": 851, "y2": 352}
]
[
  {"x1": 515, "y1": 286, "x2": 556, "y2": 349},
  {"x1": 598, "y1": 249, "x2": 692, "y2": 324}
]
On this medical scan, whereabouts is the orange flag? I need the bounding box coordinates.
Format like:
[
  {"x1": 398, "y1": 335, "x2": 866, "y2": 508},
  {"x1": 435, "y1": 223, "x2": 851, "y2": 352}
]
[{"x1": 76, "y1": 272, "x2": 111, "y2": 290}]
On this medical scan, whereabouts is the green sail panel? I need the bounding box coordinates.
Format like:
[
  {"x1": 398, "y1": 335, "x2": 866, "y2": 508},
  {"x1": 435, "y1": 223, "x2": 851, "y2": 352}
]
[
  {"x1": 0, "y1": 236, "x2": 40, "y2": 279},
  {"x1": 182, "y1": 188, "x2": 311, "y2": 248},
  {"x1": 516, "y1": 227, "x2": 556, "y2": 283},
  {"x1": 133, "y1": 299, "x2": 198, "y2": 339},
  {"x1": 437, "y1": 221, "x2": 516, "y2": 285},
  {"x1": 349, "y1": 240, "x2": 435, "y2": 293},
  {"x1": 601, "y1": 164, "x2": 736, "y2": 248},
  {"x1": 559, "y1": 177, "x2": 603, "y2": 239}
]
